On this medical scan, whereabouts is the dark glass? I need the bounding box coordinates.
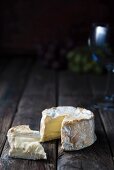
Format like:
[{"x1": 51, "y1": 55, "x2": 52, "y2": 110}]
[
  {"x1": 88, "y1": 24, "x2": 109, "y2": 47},
  {"x1": 88, "y1": 23, "x2": 114, "y2": 109}
]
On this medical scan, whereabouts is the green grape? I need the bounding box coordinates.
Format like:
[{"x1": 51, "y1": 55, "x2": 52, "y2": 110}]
[
  {"x1": 74, "y1": 54, "x2": 82, "y2": 63},
  {"x1": 82, "y1": 56, "x2": 88, "y2": 64},
  {"x1": 67, "y1": 51, "x2": 75, "y2": 59},
  {"x1": 67, "y1": 46, "x2": 104, "y2": 74}
]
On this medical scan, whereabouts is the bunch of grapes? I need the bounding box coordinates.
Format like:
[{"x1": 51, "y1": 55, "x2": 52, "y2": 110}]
[{"x1": 67, "y1": 47, "x2": 103, "y2": 74}]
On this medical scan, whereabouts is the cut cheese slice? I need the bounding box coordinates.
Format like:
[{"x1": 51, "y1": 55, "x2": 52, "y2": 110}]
[
  {"x1": 8, "y1": 141, "x2": 47, "y2": 160},
  {"x1": 7, "y1": 125, "x2": 47, "y2": 160},
  {"x1": 40, "y1": 106, "x2": 77, "y2": 142},
  {"x1": 61, "y1": 107, "x2": 96, "y2": 150}
]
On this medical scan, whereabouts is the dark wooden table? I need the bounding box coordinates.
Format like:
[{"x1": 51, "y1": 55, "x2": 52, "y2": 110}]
[{"x1": 0, "y1": 57, "x2": 114, "y2": 170}]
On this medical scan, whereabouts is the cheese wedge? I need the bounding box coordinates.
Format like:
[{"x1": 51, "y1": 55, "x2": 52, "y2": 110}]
[
  {"x1": 61, "y1": 107, "x2": 96, "y2": 150},
  {"x1": 40, "y1": 106, "x2": 77, "y2": 142},
  {"x1": 7, "y1": 125, "x2": 47, "y2": 160}
]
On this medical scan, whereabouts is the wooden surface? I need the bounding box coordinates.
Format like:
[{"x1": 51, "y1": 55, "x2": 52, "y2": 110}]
[{"x1": 0, "y1": 58, "x2": 114, "y2": 170}]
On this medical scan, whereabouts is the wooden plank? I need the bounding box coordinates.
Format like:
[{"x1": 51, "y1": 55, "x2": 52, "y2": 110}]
[
  {"x1": 0, "y1": 58, "x2": 33, "y2": 155},
  {"x1": 89, "y1": 74, "x2": 114, "y2": 99},
  {"x1": 90, "y1": 74, "x2": 114, "y2": 158},
  {"x1": 59, "y1": 72, "x2": 91, "y2": 96},
  {"x1": 1, "y1": 68, "x2": 57, "y2": 170},
  {"x1": 99, "y1": 109, "x2": 114, "y2": 160},
  {"x1": 57, "y1": 72, "x2": 114, "y2": 170},
  {"x1": 59, "y1": 72, "x2": 93, "y2": 107}
]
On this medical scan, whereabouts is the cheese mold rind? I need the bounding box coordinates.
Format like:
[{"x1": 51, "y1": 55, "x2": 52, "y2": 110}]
[
  {"x1": 61, "y1": 108, "x2": 96, "y2": 150},
  {"x1": 7, "y1": 125, "x2": 47, "y2": 160}
]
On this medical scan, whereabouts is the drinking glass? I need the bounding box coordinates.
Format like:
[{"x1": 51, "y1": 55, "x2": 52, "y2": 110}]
[{"x1": 88, "y1": 23, "x2": 114, "y2": 109}]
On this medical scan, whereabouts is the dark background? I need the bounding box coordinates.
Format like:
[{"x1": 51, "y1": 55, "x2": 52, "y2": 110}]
[{"x1": 1, "y1": 0, "x2": 114, "y2": 56}]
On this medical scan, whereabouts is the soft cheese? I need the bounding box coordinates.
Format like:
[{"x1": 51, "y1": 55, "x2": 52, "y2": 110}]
[
  {"x1": 40, "y1": 106, "x2": 76, "y2": 142},
  {"x1": 7, "y1": 125, "x2": 47, "y2": 160},
  {"x1": 8, "y1": 141, "x2": 47, "y2": 160},
  {"x1": 61, "y1": 107, "x2": 96, "y2": 150}
]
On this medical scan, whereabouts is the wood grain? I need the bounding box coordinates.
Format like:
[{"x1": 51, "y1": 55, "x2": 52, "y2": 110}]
[
  {"x1": 0, "y1": 58, "x2": 32, "y2": 155},
  {"x1": 1, "y1": 66, "x2": 114, "y2": 170},
  {"x1": 1, "y1": 67, "x2": 57, "y2": 170},
  {"x1": 57, "y1": 72, "x2": 114, "y2": 170},
  {"x1": 90, "y1": 74, "x2": 114, "y2": 160},
  {"x1": 99, "y1": 109, "x2": 114, "y2": 160},
  {"x1": 88, "y1": 74, "x2": 114, "y2": 99}
]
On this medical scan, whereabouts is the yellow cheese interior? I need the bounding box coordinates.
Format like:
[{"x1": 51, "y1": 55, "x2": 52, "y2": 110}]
[{"x1": 40, "y1": 115, "x2": 65, "y2": 142}]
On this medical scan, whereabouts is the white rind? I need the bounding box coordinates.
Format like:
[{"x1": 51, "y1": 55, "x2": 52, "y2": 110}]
[
  {"x1": 61, "y1": 109, "x2": 96, "y2": 150},
  {"x1": 40, "y1": 106, "x2": 96, "y2": 150},
  {"x1": 7, "y1": 125, "x2": 47, "y2": 160},
  {"x1": 42, "y1": 106, "x2": 77, "y2": 117},
  {"x1": 42, "y1": 106, "x2": 94, "y2": 120},
  {"x1": 7, "y1": 125, "x2": 40, "y2": 138}
]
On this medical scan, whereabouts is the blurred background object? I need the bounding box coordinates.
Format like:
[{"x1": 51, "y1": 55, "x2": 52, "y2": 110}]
[
  {"x1": 0, "y1": 0, "x2": 114, "y2": 70},
  {"x1": 67, "y1": 46, "x2": 106, "y2": 74},
  {"x1": 87, "y1": 23, "x2": 114, "y2": 108}
]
